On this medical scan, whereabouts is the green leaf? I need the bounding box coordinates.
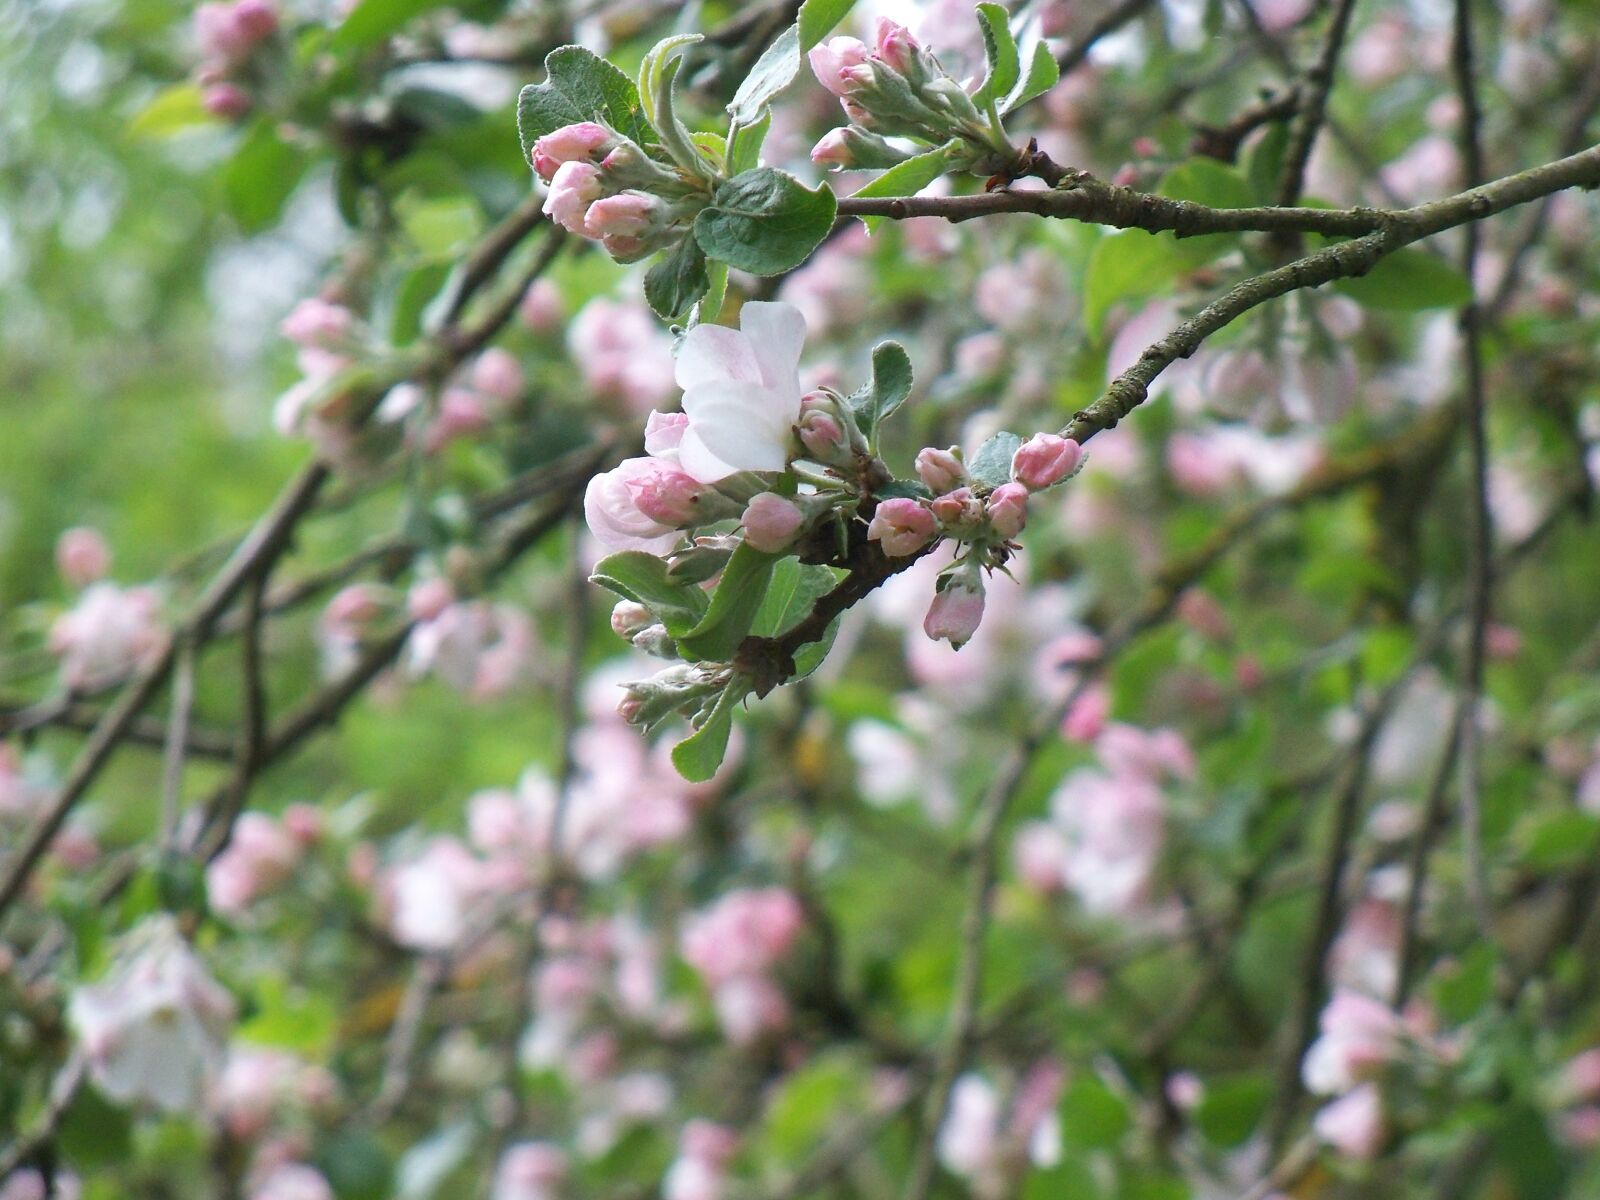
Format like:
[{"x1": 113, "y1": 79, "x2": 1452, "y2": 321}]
[
  {"x1": 693, "y1": 168, "x2": 838, "y2": 276},
  {"x1": 968, "y1": 431, "x2": 1023, "y2": 488},
  {"x1": 128, "y1": 83, "x2": 209, "y2": 138},
  {"x1": 1332, "y1": 248, "x2": 1474, "y2": 310},
  {"x1": 1022, "y1": 1160, "x2": 1102, "y2": 1200},
  {"x1": 1058, "y1": 1074, "x2": 1132, "y2": 1150},
  {"x1": 790, "y1": 614, "x2": 842, "y2": 681},
  {"x1": 644, "y1": 236, "x2": 710, "y2": 319},
  {"x1": 1516, "y1": 809, "x2": 1600, "y2": 871},
  {"x1": 972, "y1": 3, "x2": 1020, "y2": 109},
  {"x1": 753, "y1": 560, "x2": 841, "y2": 638},
  {"x1": 1194, "y1": 1075, "x2": 1270, "y2": 1147},
  {"x1": 697, "y1": 260, "x2": 731, "y2": 325},
  {"x1": 846, "y1": 341, "x2": 914, "y2": 448},
  {"x1": 638, "y1": 34, "x2": 702, "y2": 123},
  {"x1": 1004, "y1": 41, "x2": 1060, "y2": 113},
  {"x1": 592, "y1": 551, "x2": 709, "y2": 637},
  {"x1": 517, "y1": 45, "x2": 653, "y2": 161},
  {"x1": 728, "y1": 25, "x2": 801, "y2": 126},
  {"x1": 671, "y1": 682, "x2": 746, "y2": 781},
  {"x1": 57, "y1": 1084, "x2": 134, "y2": 1166},
  {"x1": 1246, "y1": 120, "x2": 1291, "y2": 201},
  {"x1": 1159, "y1": 157, "x2": 1257, "y2": 209},
  {"x1": 848, "y1": 143, "x2": 952, "y2": 234},
  {"x1": 797, "y1": 0, "x2": 858, "y2": 51},
  {"x1": 333, "y1": 0, "x2": 452, "y2": 49},
  {"x1": 315, "y1": 1132, "x2": 395, "y2": 1200},
  {"x1": 387, "y1": 260, "x2": 452, "y2": 346},
  {"x1": 395, "y1": 193, "x2": 483, "y2": 257},
  {"x1": 727, "y1": 109, "x2": 772, "y2": 177},
  {"x1": 676, "y1": 543, "x2": 780, "y2": 661},
  {"x1": 222, "y1": 121, "x2": 309, "y2": 233}
]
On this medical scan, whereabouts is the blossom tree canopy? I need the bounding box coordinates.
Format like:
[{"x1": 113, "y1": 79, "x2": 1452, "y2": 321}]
[{"x1": 4, "y1": 0, "x2": 1600, "y2": 1198}]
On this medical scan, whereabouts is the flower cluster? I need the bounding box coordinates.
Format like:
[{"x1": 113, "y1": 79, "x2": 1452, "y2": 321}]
[
  {"x1": 808, "y1": 17, "x2": 1014, "y2": 172},
  {"x1": 533, "y1": 121, "x2": 707, "y2": 263},
  {"x1": 679, "y1": 886, "x2": 806, "y2": 1045},
  {"x1": 193, "y1": 0, "x2": 278, "y2": 118}
]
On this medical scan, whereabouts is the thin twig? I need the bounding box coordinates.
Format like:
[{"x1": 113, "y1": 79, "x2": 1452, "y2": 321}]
[
  {"x1": 158, "y1": 642, "x2": 197, "y2": 853},
  {"x1": 1274, "y1": 0, "x2": 1361, "y2": 208}
]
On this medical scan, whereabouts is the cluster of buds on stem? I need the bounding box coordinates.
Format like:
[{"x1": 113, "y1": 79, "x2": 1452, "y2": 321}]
[
  {"x1": 808, "y1": 18, "x2": 1015, "y2": 172},
  {"x1": 532, "y1": 122, "x2": 709, "y2": 262},
  {"x1": 193, "y1": 0, "x2": 279, "y2": 118}
]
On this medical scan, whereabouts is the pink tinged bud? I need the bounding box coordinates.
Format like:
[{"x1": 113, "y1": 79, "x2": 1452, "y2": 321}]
[
  {"x1": 1011, "y1": 433, "x2": 1084, "y2": 491},
  {"x1": 610, "y1": 600, "x2": 654, "y2": 640},
  {"x1": 1061, "y1": 683, "x2": 1110, "y2": 742},
  {"x1": 583, "y1": 192, "x2": 661, "y2": 241},
  {"x1": 530, "y1": 121, "x2": 612, "y2": 181},
  {"x1": 810, "y1": 128, "x2": 854, "y2": 168},
  {"x1": 407, "y1": 577, "x2": 454, "y2": 622},
  {"x1": 986, "y1": 482, "x2": 1028, "y2": 539},
  {"x1": 469, "y1": 348, "x2": 523, "y2": 403},
  {"x1": 1558, "y1": 1049, "x2": 1600, "y2": 1105},
  {"x1": 644, "y1": 410, "x2": 690, "y2": 456},
  {"x1": 872, "y1": 17, "x2": 920, "y2": 74},
  {"x1": 624, "y1": 462, "x2": 705, "y2": 527},
  {"x1": 808, "y1": 36, "x2": 873, "y2": 98},
  {"x1": 232, "y1": 0, "x2": 278, "y2": 40},
  {"x1": 923, "y1": 579, "x2": 985, "y2": 649},
  {"x1": 741, "y1": 493, "x2": 806, "y2": 554},
  {"x1": 201, "y1": 82, "x2": 252, "y2": 118},
  {"x1": 56, "y1": 527, "x2": 111, "y2": 588},
  {"x1": 542, "y1": 161, "x2": 603, "y2": 236},
  {"x1": 914, "y1": 447, "x2": 965, "y2": 494},
  {"x1": 1313, "y1": 1084, "x2": 1385, "y2": 1160},
  {"x1": 280, "y1": 297, "x2": 353, "y2": 347},
  {"x1": 930, "y1": 486, "x2": 981, "y2": 528},
  {"x1": 519, "y1": 279, "x2": 563, "y2": 334},
  {"x1": 867, "y1": 498, "x2": 937, "y2": 557},
  {"x1": 797, "y1": 409, "x2": 846, "y2": 460}
]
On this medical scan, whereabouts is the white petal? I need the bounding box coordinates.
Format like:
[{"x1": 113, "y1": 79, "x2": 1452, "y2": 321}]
[
  {"x1": 675, "y1": 325, "x2": 762, "y2": 392},
  {"x1": 681, "y1": 402, "x2": 791, "y2": 477},
  {"x1": 676, "y1": 426, "x2": 743, "y2": 483},
  {"x1": 737, "y1": 301, "x2": 807, "y2": 393}
]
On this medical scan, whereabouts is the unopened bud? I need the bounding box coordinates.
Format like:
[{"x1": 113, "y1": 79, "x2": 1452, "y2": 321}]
[
  {"x1": 914, "y1": 447, "x2": 966, "y2": 494},
  {"x1": 985, "y1": 482, "x2": 1028, "y2": 539},
  {"x1": 1011, "y1": 433, "x2": 1084, "y2": 491},
  {"x1": 924, "y1": 575, "x2": 985, "y2": 649},
  {"x1": 610, "y1": 600, "x2": 655, "y2": 641},
  {"x1": 740, "y1": 493, "x2": 806, "y2": 554}
]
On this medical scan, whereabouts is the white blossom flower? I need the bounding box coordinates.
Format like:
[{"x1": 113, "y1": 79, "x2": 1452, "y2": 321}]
[{"x1": 673, "y1": 302, "x2": 807, "y2": 482}]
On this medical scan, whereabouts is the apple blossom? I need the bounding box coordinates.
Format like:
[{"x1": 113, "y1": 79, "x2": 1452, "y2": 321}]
[
  {"x1": 1313, "y1": 1083, "x2": 1386, "y2": 1159},
  {"x1": 55, "y1": 526, "x2": 111, "y2": 588},
  {"x1": 868, "y1": 498, "x2": 937, "y2": 557},
  {"x1": 493, "y1": 1142, "x2": 569, "y2": 1200},
  {"x1": 985, "y1": 482, "x2": 1028, "y2": 539},
  {"x1": 674, "y1": 301, "x2": 807, "y2": 482},
  {"x1": 923, "y1": 576, "x2": 985, "y2": 649},
  {"x1": 808, "y1": 37, "x2": 873, "y2": 98},
  {"x1": 530, "y1": 121, "x2": 613, "y2": 181},
  {"x1": 1302, "y1": 990, "x2": 1401, "y2": 1095},
  {"x1": 69, "y1": 916, "x2": 236, "y2": 1112},
  {"x1": 542, "y1": 160, "x2": 603, "y2": 235},
  {"x1": 740, "y1": 492, "x2": 805, "y2": 553},
  {"x1": 1011, "y1": 433, "x2": 1084, "y2": 490},
  {"x1": 914, "y1": 446, "x2": 966, "y2": 494}
]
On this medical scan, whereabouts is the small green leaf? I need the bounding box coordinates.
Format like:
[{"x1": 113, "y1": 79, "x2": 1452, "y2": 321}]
[
  {"x1": 591, "y1": 551, "x2": 709, "y2": 636},
  {"x1": 727, "y1": 109, "x2": 772, "y2": 177},
  {"x1": 671, "y1": 682, "x2": 746, "y2": 781},
  {"x1": 222, "y1": 121, "x2": 309, "y2": 233},
  {"x1": 728, "y1": 25, "x2": 802, "y2": 126},
  {"x1": 1516, "y1": 809, "x2": 1600, "y2": 871},
  {"x1": 972, "y1": 3, "x2": 1020, "y2": 109},
  {"x1": 128, "y1": 83, "x2": 210, "y2": 138},
  {"x1": 753, "y1": 560, "x2": 842, "y2": 638},
  {"x1": 1194, "y1": 1075, "x2": 1270, "y2": 1147},
  {"x1": 968, "y1": 431, "x2": 1023, "y2": 488},
  {"x1": 1004, "y1": 40, "x2": 1060, "y2": 113},
  {"x1": 1246, "y1": 120, "x2": 1291, "y2": 201},
  {"x1": 693, "y1": 168, "x2": 838, "y2": 276},
  {"x1": 638, "y1": 33, "x2": 702, "y2": 122},
  {"x1": 517, "y1": 45, "x2": 653, "y2": 160},
  {"x1": 846, "y1": 341, "x2": 914, "y2": 448},
  {"x1": 798, "y1": 0, "x2": 858, "y2": 51},
  {"x1": 1332, "y1": 248, "x2": 1474, "y2": 311},
  {"x1": 676, "y1": 543, "x2": 780, "y2": 661},
  {"x1": 848, "y1": 143, "x2": 952, "y2": 233},
  {"x1": 696, "y1": 260, "x2": 731, "y2": 326},
  {"x1": 334, "y1": 0, "x2": 452, "y2": 49},
  {"x1": 1159, "y1": 157, "x2": 1257, "y2": 209},
  {"x1": 645, "y1": 237, "x2": 710, "y2": 319},
  {"x1": 1059, "y1": 1074, "x2": 1132, "y2": 1150}
]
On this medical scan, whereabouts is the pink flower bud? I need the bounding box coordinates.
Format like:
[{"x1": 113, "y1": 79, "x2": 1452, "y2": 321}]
[
  {"x1": 923, "y1": 578, "x2": 985, "y2": 649},
  {"x1": 623, "y1": 461, "x2": 705, "y2": 527},
  {"x1": 808, "y1": 36, "x2": 873, "y2": 98},
  {"x1": 610, "y1": 600, "x2": 655, "y2": 641},
  {"x1": 986, "y1": 482, "x2": 1028, "y2": 539},
  {"x1": 541, "y1": 160, "x2": 603, "y2": 236},
  {"x1": 1313, "y1": 1084, "x2": 1385, "y2": 1160},
  {"x1": 872, "y1": 17, "x2": 920, "y2": 74},
  {"x1": 1011, "y1": 433, "x2": 1084, "y2": 490},
  {"x1": 56, "y1": 527, "x2": 111, "y2": 588},
  {"x1": 280, "y1": 297, "x2": 354, "y2": 347},
  {"x1": 583, "y1": 192, "x2": 662, "y2": 241},
  {"x1": 741, "y1": 493, "x2": 806, "y2": 554},
  {"x1": 518, "y1": 278, "x2": 564, "y2": 333},
  {"x1": 867, "y1": 498, "x2": 937, "y2": 557},
  {"x1": 1061, "y1": 683, "x2": 1110, "y2": 742},
  {"x1": 1558, "y1": 1049, "x2": 1600, "y2": 1105},
  {"x1": 469, "y1": 348, "x2": 523, "y2": 404},
  {"x1": 797, "y1": 407, "x2": 847, "y2": 461},
  {"x1": 930, "y1": 486, "x2": 981, "y2": 529},
  {"x1": 810, "y1": 129, "x2": 854, "y2": 168},
  {"x1": 233, "y1": 0, "x2": 278, "y2": 40},
  {"x1": 914, "y1": 447, "x2": 965, "y2": 494},
  {"x1": 195, "y1": 0, "x2": 276, "y2": 62},
  {"x1": 407, "y1": 577, "x2": 454, "y2": 622},
  {"x1": 530, "y1": 121, "x2": 612, "y2": 182},
  {"x1": 201, "y1": 82, "x2": 252, "y2": 118}
]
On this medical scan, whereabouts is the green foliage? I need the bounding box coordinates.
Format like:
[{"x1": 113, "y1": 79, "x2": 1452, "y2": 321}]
[
  {"x1": 797, "y1": 0, "x2": 858, "y2": 50},
  {"x1": 728, "y1": 26, "x2": 802, "y2": 127},
  {"x1": 591, "y1": 551, "x2": 710, "y2": 636},
  {"x1": 517, "y1": 45, "x2": 654, "y2": 156},
  {"x1": 968, "y1": 431, "x2": 1024, "y2": 488},
  {"x1": 644, "y1": 236, "x2": 710, "y2": 319},
  {"x1": 676, "y1": 543, "x2": 781, "y2": 661},
  {"x1": 1333, "y1": 248, "x2": 1475, "y2": 310},
  {"x1": 693, "y1": 168, "x2": 838, "y2": 275},
  {"x1": 847, "y1": 341, "x2": 915, "y2": 449},
  {"x1": 971, "y1": 4, "x2": 1021, "y2": 110},
  {"x1": 849, "y1": 143, "x2": 955, "y2": 233}
]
